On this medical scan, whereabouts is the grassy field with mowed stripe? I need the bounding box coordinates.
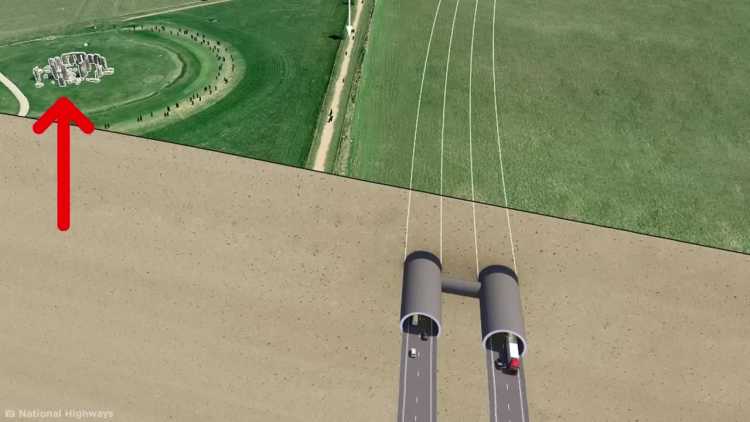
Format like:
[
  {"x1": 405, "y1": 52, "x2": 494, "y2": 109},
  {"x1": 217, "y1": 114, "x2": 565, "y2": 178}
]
[
  {"x1": 0, "y1": 0, "x2": 347, "y2": 167},
  {"x1": 348, "y1": 0, "x2": 750, "y2": 253},
  {"x1": 0, "y1": 0, "x2": 198, "y2": 43}
]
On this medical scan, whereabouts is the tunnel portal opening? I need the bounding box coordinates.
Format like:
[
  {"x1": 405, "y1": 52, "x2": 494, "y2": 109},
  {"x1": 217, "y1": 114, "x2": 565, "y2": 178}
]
[
  {"x1": 484, "y1": 331, "x2": 526, "y2": 357},
  {"x1": 400, "y1": 312, "x2": 440, "y2": 338}
]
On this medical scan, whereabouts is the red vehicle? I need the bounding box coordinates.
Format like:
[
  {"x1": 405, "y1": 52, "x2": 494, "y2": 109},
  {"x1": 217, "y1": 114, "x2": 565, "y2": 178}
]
[
  {"x1": 506, "y1": 335, "x2": 521, "y2": 373},
  {"x1": 494, "y1": 334, "x2": 522, "y2": 374}
]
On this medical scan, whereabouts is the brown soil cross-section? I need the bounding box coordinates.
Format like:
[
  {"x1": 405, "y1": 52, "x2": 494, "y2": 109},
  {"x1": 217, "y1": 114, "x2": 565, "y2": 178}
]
[{"x1": 1, "y1": 114, "x2": 748, "y2": 421}]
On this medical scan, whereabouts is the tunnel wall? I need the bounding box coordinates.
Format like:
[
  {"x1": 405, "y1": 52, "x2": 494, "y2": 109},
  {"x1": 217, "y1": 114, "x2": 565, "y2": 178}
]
[
  {"x1": 478, "y1": 265, "x2": 527, "y2": 356},
  {"x1": 399, "y1": 251, "x2": 443, "y2": 337}
]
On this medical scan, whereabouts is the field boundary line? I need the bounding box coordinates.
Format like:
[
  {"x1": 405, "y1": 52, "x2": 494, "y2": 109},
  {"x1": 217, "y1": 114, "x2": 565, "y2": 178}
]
[
  {"x1": 403, "y1": 0, "x2": 444, "y2": 260},
  {"x1": 491, "y1": 0, "x2": 518, "y2": 272},
  {"x1": 439, "y1": 0, "x2": 462, "y2": 262}
]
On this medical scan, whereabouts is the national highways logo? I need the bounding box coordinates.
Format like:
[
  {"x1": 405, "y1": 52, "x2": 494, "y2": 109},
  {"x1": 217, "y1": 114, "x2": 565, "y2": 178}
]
[{"x1": 3, "y1": 409, "x2": 114, "y2": 420}]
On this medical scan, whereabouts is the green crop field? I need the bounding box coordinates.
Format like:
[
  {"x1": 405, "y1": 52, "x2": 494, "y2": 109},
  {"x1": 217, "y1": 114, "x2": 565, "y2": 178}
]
[
  {"x1": 0, "y1": 0, "x2": 347, "y2": 166},
  {"x1": 140, "y1": 1, "x2": 346, "y2": 165},
  {"x1": 0, "y1": 0, "x2": 198, "y2": 43},
  {"x1": 347, "y1": 0, "x2": 750, "y2": 253},
  {"x1": 0, "y1": 87, "x2": 15, "y2": 112}
]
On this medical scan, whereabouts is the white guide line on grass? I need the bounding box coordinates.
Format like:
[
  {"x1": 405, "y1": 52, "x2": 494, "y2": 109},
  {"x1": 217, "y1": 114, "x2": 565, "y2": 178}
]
[
  {"x1": 123, "y1": 0, "x2": 232, "y2": 21},
  {"x1": 0, "y1": 72, "x2": 29, "y2": 117},
  {"x1": 403, "y1": 0, "x2": 444, "y2": 260},
  {"x1": 491, "y1": 0, "x2": 518, "y2": 273},
  {"x1": 439, "y1": 0, "x2": 462, "y2": 262},
  {"x1": 467, "y1": 0, "x2": 480, "y2": 277}
]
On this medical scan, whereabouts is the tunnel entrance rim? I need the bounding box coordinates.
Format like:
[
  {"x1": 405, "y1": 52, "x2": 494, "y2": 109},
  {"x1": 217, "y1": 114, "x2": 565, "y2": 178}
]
[
  {"x1": 482, "y1": 329, "x2": 527, "y2": 357},
  {"x1": 400, "y1": 311, "x2": 442, "y2": 338}
]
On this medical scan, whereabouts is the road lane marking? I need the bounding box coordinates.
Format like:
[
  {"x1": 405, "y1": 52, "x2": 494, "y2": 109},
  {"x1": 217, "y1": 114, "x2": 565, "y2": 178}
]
[
  {"x1": 489, "y1": 347, "x2": 499, "y2": 422},
  {"x1": 506, "y1": 384, "x2": 509, "y2": 391},
  {"x1": 517, "y1": 369, "x2": 526, "y2": 422},
  {"x1": 401, "y1": 333, "x2": 411, "y2": 422},
  {"x1": 403, "y1": 0, "x2": 444, "y2": 260},
  {"x1": 439, "y1": 0, "x2": 462, "y2": 261},
  {"x1": 429, "y1": 323, "x2": 434, "y2": 422}
]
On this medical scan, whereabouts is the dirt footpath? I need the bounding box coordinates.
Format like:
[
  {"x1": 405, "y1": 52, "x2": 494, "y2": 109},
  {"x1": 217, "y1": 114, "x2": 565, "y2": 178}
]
[
  {"x1": 311, "y1": 0, "x2": 366, "y2": 171},
  {"x1": 1, "y1": 114, "x2": 748, "y2": 421}
]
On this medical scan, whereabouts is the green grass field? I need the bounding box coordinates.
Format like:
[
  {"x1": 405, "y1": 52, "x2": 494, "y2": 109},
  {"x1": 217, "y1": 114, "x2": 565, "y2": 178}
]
[
  {"x1": 0, "y1": 25, "x2": 237, "y2": 133},
  {"x1": 0, "y1": 86, "x2": 16, "y2": 113},
  {"x1": 348, "y1": 0, "x2": 750, "y2": 253},
  {"x1": 0, "y1": 0, "x2": 197, "y2": 43},
  {"x1": 0, "y1": 0, "x2": 347, "y2": 166},
  {"x1": 1, "y1": 29, "x2": 199, "y2": 120},
  {"x1": 139, "y1": 1, "x2": 347, "y2": 165}
]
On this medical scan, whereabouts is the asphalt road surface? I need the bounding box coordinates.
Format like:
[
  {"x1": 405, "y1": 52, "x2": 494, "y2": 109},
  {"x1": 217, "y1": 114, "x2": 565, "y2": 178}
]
[
  {"x1": 485, "y1": 338, "x2": 529, "y2": 422},
  {"x1": 398, "y1": 317, "x2": 437, "y2": 422},
  {"x1": 0, "y1": 71, "x2": 29, "y2": 116}
]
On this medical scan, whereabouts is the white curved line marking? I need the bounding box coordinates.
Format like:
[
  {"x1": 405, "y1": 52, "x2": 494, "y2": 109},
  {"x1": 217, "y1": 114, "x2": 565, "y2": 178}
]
[
  {"x1": 439, "y1": 0, "x2": 462, "y2": 261},
  {"x1": 123, "y1": 0, "x2": 232, "y2": 21},
  {"x1": 468, "y1": 0, "x2": 479, "y2": 277},
  {"x1": 403, "y1": 0, "x2": 444, "y2": 260},
  {"x1": 492, "y1": 0, "x2": 518, "y2": 272},
  {"x1": 0, "y1": 72, "x2": 29, "y2": 117}
]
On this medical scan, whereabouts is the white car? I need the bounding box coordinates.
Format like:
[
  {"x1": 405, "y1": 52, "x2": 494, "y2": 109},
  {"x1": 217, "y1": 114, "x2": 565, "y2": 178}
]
[
  {"x1": 506, "y1": 335, "x2": 521, "y2": 373},
  {"x1": 409, "y1": 348, "x2": 417, "y2": 358}
]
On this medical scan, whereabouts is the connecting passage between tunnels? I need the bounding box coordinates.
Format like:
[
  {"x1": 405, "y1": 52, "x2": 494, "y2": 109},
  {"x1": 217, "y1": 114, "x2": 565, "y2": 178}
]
[{"x1": 399, "y1": 251, "x2": 527, "y2": 355}]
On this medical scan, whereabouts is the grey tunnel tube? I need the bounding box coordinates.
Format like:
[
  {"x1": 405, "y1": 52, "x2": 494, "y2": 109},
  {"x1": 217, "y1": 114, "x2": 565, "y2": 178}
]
[
  {"x1": 400, "y1": 251, "x2": 442, "y2": 337},
  {"x1": 478, "y1": 265, "x2": 527, "y2": 356}
]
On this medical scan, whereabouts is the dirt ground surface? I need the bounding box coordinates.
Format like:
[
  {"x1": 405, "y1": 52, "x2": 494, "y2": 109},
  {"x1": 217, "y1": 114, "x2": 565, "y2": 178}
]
[{"x1": 1, "y1": 113, "x2": 748, "y2": 421}]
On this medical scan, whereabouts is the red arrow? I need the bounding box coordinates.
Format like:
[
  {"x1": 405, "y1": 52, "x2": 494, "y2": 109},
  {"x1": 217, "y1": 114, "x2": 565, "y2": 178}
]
[{"x1": 32, "y1": 97, "x2": 94, "y2": 231}]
